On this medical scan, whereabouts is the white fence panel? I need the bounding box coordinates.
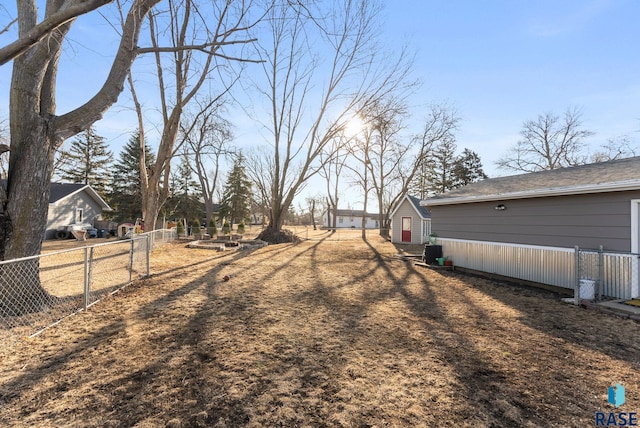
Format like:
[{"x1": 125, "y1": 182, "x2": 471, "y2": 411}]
[
  {"x1": 438, "y1": 238, "x2": 575, "y2": 289},
  {"x1": 438, "y1": 238, "x2": 638, "y2": 299}
]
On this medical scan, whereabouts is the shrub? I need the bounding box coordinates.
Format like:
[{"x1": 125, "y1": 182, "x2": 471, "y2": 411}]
[{"x1": 208, "y1": 218, "x2": 217, "y2": 236}]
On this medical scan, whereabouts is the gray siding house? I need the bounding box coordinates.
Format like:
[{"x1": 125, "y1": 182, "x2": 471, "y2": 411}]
[
  {"x1": 46, "y1": 183, "x2": 112, "y2": 239},
  {"x1": 390, "y1": 195, "x2": 431, "y2": 244},
  {"x1": 422, "y1": 157, "x2": 640, "y2": 298}
]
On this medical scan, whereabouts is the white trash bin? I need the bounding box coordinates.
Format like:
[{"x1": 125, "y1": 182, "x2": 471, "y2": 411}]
[{"x1": 579, "y1": 279, "x2": 596, "y2": 300}]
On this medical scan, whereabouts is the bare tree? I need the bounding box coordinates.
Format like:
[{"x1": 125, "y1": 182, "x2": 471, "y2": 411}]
[
  {"x1": 245, "y1": 146, "x2": 275, "y2": 226},
  {"x1": 304, "y1": 194, "x2": 323, "y2": 230},
  {"x1": 345, "y1": 127, "x2": 374, "y2": 239},
  {"x1": 0, "y1": 0, "x2": 161, "y2": 315},
  {"x1": 319, "y1": 136, "x2": 349, "y2": 232},
  {"x1": 0, "y1": 0, "x2": 112, "y2": 65},
  {"x1": 496, "y1": 107, "x2": 595, "y2": 173},
  {"x1": 2, "y1": 0, "x2": 161, "y2": 264},
  {"x1": 251, "y1": 0, "x2": 412, "y2": 242},
  {"x1": 360, "y1": 101, "x2": 458, "y2": 238},
  {"x1": 359, "y1": 97, "x2": 408, "y2": 238},
  {"x1": 125, "y1": 0, "x2": 263, "y2": 231},
  {"x1": 590, "y1": 135, "x2": 638, "y2": 163},
  {"x1": 180, "y1": 98, "x2": 235, "y2": 226}
]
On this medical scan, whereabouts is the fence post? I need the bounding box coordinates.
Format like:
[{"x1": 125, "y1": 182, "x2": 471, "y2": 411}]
[
  {"x1": 574, "y1": 246, "x2": 580, "y2": 305},
  {"x1": 83, "y1": 247, "x2": 89, "y2": 310},
  {"x1": 146, "y1": 234, "x2": 151, "y2": 277},
  {"x1": 129, "y1": 239, "x2": 134, "y2": 283},
  {"x1": 597, "y1": 245, "x2": 604, "y2": 301}
]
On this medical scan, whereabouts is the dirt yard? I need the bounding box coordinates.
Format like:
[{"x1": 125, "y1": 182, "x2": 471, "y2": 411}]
[{"x1": 1, "y1": 230, "x2": 639, "y2": 427}]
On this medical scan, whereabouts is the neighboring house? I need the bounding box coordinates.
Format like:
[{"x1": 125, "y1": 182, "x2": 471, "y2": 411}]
[
  {"x1": 46, "y1": 183, "x2": 112, "y2": 239},
  {"x1": 390, "y1": 195, "x2": 431, "y2": 244},
  {"x1": 322, "y1": 209, "x2": 379, "y2": 229},
  {"x1": 422, "y1": 156, "x2": 640, "y2": 299}
]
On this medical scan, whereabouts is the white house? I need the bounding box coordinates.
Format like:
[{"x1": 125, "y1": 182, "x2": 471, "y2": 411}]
[
  {"x1": 322, "y1": 209, "x2": 379, "y2": 229},
  {"x1": 390, "y1": 195, "x2": 431, "y2": 244},
  {"x1": 46, "y1": 183, "x2": 112, "y2": 239}
]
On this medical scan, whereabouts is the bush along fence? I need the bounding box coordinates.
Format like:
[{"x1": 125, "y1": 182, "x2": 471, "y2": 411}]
[{"x1": 0, "y1": 229, "x2": 176, "y2": 346}]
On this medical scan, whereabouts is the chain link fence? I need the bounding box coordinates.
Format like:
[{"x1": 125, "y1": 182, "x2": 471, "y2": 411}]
[
  {"x1": 0, "y1": 229, "x2": 175, "y2": 346},
  {"x1": 575, "y1": 246, "x2": 640, "y2": 304}
]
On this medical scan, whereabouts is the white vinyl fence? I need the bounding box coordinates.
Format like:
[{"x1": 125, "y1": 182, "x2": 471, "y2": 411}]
[
  {"x1": 438, "y1": 238, "x2": 639, "y2": 301},
  {"x1": 0, "y1": 229, "x2": 176, "y2": 346}
]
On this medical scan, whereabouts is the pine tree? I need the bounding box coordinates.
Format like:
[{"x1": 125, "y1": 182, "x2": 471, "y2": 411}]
[
  {"x1": 107, "y1": 132, "x2": 156, "y2": 223},
  {"x1": 412, "y1": 145, "x2": 488, "y2": 197},
  {"x1": 56, "y1": 126, "x2": 113, "y2": 193},
  {"x1": 452, "y1": 148, "x2": 488, "y2": 187},
  {"x1": 167, "y1": 155, "x2": 203, "y2": 222},
  {"x1": 219, "y1": 154, "x2": 252, "y2": 227},
  {"x1": 423, "y1": 138, "x2": 459, "y2": 196}
]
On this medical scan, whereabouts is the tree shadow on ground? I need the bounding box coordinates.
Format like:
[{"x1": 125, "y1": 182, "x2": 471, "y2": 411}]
[{"x1": 1, "y1": 237, "x2": 637, "y2": 427}]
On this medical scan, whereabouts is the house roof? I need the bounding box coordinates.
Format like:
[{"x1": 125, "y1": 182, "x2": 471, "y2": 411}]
[
  {"x1": 422, "y1": 156, "x2": 640, "y2": 206},
  {"x1": 389, "y1": 195, "x2": 431, "y2": 220},
  {"x1": 328, "y1": 209, "x2": 380, "y2": 220},
  {"x1": 49, "y1": 182, "x2": 112, "y2": 211}
]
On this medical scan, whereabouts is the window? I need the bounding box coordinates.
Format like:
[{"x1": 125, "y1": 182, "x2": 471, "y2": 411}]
[
  {"x1": 339, "y1": 216, "x2": 344, "y2": 224},
  {"x1": 75, "y1": 208, "x2": 84, "y2": 224}
]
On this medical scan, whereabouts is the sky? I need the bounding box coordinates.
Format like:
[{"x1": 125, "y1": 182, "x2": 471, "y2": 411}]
[{"x1": 1, "y1": 0, "x2": 639, "y2": 212}]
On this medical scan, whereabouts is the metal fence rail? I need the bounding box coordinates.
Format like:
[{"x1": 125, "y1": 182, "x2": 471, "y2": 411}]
[{"x1": 0, "y1": 229, "x2": 175, "y2": 345}]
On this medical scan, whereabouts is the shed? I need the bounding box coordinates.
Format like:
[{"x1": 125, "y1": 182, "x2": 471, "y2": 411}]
[
  {"x1": 46, "y1": 183, "x2": 112, "y2": 240},
  {"x1": 390, "y1": 195, "x2": 431, "y2": 244},
  {"x1": 421, "y1": 156, "x2": 640, "y2": 298}
]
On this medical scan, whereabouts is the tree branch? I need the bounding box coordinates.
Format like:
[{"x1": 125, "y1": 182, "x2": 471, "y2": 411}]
[{"x1": 0, "y1": 0, "x2": 112, "y2": 65}]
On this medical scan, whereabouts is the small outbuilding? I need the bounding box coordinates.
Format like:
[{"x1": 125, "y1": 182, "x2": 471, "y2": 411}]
[
  {"x1": 46, "y1": 183, "x2": 112, "y2": 240},
  {"x1": 390, "y1": 195, "x2": 431, "y2": 244}
]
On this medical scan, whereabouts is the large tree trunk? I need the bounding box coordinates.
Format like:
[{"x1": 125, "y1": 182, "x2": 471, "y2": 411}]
[
  {"x1": 1, "y1": 0, "x2": 158, "y2": 315},
  {"x1": 0, "y1": 21, "x2": 66, "y2": 311}
]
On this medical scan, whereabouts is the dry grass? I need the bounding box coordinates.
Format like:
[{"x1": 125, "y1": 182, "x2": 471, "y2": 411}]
[{"x1": 1, "y1": 230, "x2": 639, "y2": 427}]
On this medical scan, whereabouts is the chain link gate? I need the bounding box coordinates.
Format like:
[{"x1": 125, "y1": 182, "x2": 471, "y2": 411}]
[{"x1": 575, "y1": 246, "x2": 639, "y2": 304}]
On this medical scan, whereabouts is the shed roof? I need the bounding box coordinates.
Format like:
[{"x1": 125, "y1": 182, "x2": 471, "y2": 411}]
[
  {"x1": 407, "y1": 195, "x2": 431, "y2": 219},
  {"x1": 423, "y1": 156, "x2": 640, "y2": 206}
]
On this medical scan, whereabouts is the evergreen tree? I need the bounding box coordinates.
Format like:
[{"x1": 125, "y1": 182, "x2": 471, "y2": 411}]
[
  {"x1": 219, "y1": 154, "x2": 252, "y2": 227},
  {"x1": 107, "y1": 132, "x2": 156, "y2": 223},
  {"x1": 166, "y1": 155, "x2": 203, "y2": 222},
  {"x1": 423, "y1": 138, "x2": 459, "y2": 196},
  {"x1": 412, "y1": 144, "x2": 488, "y2": 197},
  {"x1": 452, "y1": 148, "x2": 488, "y2": 187},
  {"x1": 56, "y1": 126, "x2": 113, "y2": 193}
]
